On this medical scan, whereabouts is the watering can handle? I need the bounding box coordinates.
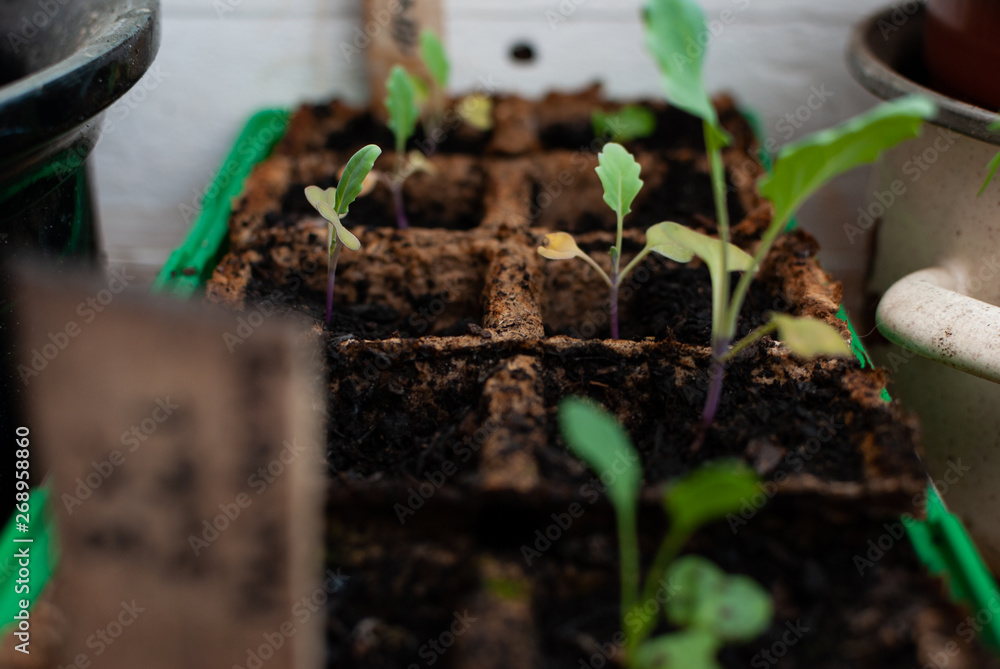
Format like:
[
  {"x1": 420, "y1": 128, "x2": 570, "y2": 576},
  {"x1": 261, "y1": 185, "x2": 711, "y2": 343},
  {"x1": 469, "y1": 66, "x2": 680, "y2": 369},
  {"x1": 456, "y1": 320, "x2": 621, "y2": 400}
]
[{"x1": 877, "y1": 267, "x2": 1000, "y2": 383}]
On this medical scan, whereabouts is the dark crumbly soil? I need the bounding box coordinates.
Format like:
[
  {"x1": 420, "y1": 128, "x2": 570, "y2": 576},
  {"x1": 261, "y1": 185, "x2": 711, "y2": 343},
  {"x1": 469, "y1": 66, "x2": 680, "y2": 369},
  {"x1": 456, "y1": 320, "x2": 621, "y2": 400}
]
[{"x1": 206, "y1": 87, "x2": 995, "y2": 668}]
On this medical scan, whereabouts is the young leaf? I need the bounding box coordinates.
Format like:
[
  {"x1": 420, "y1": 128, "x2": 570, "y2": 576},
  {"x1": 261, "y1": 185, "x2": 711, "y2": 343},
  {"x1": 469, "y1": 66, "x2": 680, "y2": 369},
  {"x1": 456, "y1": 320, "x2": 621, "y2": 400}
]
[
  {"x1": 770, "y1": 314, "x2": 851, "y2": 359},
  {"x1": 664, "y1": 556, "x2": 726, "y2": 627},
  {"x1": 664, "y1": 460, "x2": 760, "y2": 533},
  {"x1": 645, "y1": 222, "x2": 754, "y2": 274},
  {"x1": 633, "y1": 629, "x2": 722, "y2": 669},
  {"x1": 643, "y1": 0, "x2": 726, "y2": 142},
  {"x1": 420, "y1": 30, "x2": 450, "y2": 88},
  {"x1": 595, "y1": 142, "x2": 644, "y2": 221},
  {"x1": 315, "y1": 201, "x2": 362, "y2": 251},
  {"x1": 334, "y1": 144, "x2": 382, "y2": 217},
  {"x1": 385, "y1": 65, "x2": 420, "y2": 154},
  {"x1": 593, "y1": 105, "x2": 656, "y2": 143},
  {"x1": 759, "y1": 95, "x2": 936, "y2": 225},
  {"x1": 693, "y1": 575, "x2": 773, "y2": 642},
  {"x1": 558, "y1": 398, "x2": 641, "y2": 516}
]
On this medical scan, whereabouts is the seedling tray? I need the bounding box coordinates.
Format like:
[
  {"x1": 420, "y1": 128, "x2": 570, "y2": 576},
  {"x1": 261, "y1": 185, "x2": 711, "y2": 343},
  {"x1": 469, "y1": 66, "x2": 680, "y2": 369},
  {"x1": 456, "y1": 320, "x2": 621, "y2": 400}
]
[{"x1": 155, "y1": 96, "x2": 1000, "y2": 666}]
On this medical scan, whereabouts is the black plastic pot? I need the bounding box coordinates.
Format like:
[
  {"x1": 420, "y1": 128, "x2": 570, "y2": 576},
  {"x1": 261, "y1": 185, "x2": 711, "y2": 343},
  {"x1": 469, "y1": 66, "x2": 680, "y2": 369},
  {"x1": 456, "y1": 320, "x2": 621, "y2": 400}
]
[{"x1": 0, "y1": 0, "x2": 160, "y2": 519}]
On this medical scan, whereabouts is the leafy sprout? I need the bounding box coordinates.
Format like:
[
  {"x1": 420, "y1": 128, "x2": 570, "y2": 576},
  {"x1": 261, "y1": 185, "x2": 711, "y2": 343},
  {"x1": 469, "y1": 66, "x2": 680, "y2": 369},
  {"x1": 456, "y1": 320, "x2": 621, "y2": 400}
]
[
  {"x1": 642, "y1": 0, "x2": 935, "y2": 446},
  {"x1": 305, "y1": 144, "x2": 381, "y2": 323},
  {"x1": 538, "y1": 143, "x2": 732, "y2": 338},
  {"x1": 385, "y1": 65, "x2": 420, "y2": 229},
  {"x1": 593, "y1": 105, "x2": 657, "y2": 144},
  {"x1": 558, "y1": 398, "x2": 772, "y2": 668},
  {"x1": 411, "y1": 29, "x2": 494, "y2": 145}
]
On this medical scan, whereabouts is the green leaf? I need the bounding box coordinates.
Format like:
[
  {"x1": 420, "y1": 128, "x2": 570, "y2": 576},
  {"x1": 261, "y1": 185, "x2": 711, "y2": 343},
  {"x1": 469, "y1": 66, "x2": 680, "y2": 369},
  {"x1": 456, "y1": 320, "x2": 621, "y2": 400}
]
[
  {"x1": 770, "y1": 314, "x2": 851, "y2": 359},
  {"x1": 693, "y1": 574, "x2": 773, "y2": 642},
  {"x1": 664, "y1": 556, "x2": 726, "y2": 627},
  {"x1": 633, "y1": 629, "x2": 722, "y2": 669},
  {"x1": 420, "y1": 30, "x2": 449, "y2": 88},
  {"x1": 595, "y1": 143, "x2": 644, "y2": 221},
  {"x1": 408, "y1": 72, "x2": 431, "y2": 107},
  {"x1": 558, "y1": 398, "x2": 642, "y2": 516},
  {"x1": 645, "y1": 222, "x2": 754, "y2": 274},
  {"x1": 664, "y1": 460, "x2": 760, "y2": 533},
  {"x1": 593, "y1": 105, "x2": 657, "y2": 143},
  {"x1": 0, "y1": 486, "x2": 58, "y2": 633},
  {"x1": 760, "y1": 95, "x2": 936, "y2": 226},
  {"x1": 334, "y1": 144, "x2": 382, "y2": 217},
  {"x1": 978, "y1": 151, "x2": 1000, "y2": 196},
  {"x1": 385, "y1": 65, "x2": 420, "y2": 154},
  {"x1": 643, "y1": 0, "x2": 726, "y2": 142},
  {"x1": 316, "y1": 201, "x2": 362, "y2": 251}
]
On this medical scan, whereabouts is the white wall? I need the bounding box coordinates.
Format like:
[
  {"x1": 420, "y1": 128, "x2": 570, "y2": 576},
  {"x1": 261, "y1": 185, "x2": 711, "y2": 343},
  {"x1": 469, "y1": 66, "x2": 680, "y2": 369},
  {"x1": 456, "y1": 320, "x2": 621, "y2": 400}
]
[{"x1": 92, "y1": 0, "x2": 883, "y2": 314}]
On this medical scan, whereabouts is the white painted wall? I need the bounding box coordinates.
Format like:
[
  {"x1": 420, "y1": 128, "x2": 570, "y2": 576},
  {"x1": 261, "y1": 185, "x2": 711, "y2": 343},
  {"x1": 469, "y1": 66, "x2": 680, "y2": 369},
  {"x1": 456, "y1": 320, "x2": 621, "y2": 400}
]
[{"x1": 92, "y1": 0, "x2": 883, "y2": 314}]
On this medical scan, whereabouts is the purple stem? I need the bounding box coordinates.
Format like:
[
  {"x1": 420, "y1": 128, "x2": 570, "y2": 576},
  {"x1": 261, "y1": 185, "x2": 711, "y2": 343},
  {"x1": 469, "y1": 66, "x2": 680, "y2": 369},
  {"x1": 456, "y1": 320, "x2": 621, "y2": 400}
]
[
  {"x1": 610, "y1": 286, "x2": 619, "y2": 340},
  {"x1": 325, "y1": 269, "x2": 336, "y2": 324},
  {"x1": 691, "y1": 339, "x2": 729, "y2": 451},
  {"x1": 392, "y1": 183, "x2": 409, "y2": 230},
  {"x1": 325, "y1": 242, "x2": 342, "y2": 324}
]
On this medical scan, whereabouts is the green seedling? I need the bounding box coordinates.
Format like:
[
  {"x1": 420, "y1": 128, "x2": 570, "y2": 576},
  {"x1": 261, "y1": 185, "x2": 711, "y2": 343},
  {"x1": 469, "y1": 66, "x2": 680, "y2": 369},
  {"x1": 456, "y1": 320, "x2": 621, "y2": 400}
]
[
  {"x1": 385, "y1": 65, "x2": 421, "y2": 229},
  {"x1": 538, "y1": 142, "x2": 730, "y2": 338},
  {"x1": 593, "y1": 105, "x2": 657, "y2": 144},
  {"x1": 643, "y1": 0, "x2": 936, "y2": 445},
  {"x1": 410, "y1": 29, "x2": 494, "y2": 150},
  {"x1": 304, "y1": 144, "x2": 381, "y2": 323},
  {"x1": 559, "y1": 398, "x2": 772, "y2": 668}
]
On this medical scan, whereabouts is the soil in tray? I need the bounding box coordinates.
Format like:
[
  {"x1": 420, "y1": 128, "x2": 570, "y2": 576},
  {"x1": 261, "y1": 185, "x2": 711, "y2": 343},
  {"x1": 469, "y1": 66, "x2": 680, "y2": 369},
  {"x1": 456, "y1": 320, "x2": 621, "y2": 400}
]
[{"x1": 205, "y1": 88, "x2": 986, "y2": 668}]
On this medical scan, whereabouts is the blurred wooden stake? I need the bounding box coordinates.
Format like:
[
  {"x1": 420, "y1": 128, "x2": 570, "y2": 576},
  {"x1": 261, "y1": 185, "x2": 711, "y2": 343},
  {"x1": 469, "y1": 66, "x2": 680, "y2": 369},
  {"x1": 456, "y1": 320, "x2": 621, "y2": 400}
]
[
  {"x1": 365, "y1": 0, "x2": 444, "y2": 116},
  {"x1": 14, "y1": 266, "x2": 324, "y2": 669}
]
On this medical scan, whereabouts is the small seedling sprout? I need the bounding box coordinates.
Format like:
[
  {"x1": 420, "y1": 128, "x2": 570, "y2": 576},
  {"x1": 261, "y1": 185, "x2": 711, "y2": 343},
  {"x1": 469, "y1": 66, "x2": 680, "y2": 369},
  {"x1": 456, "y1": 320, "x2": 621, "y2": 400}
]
[
  {"x1": 410, "y1": 30, "x2": 494, "y2": 147},
  {"x1": 385, "y1": 65, "x2": 421, "y2": 229},
  {"x1": 539, "y1": 142, "x2": 723, "y2": 339},
  {"x1": 559, "y1": 398, "x2": 772, "y2": 668},
  {"x1": 643, "y1": 0, "x2": 936, "y2": 445},
  {"x1": 304, "y1": 144, "x2": 382, "y2": 323},
  {"x1": 592, "y1": 105, "x2": 657, "y2": 144}
]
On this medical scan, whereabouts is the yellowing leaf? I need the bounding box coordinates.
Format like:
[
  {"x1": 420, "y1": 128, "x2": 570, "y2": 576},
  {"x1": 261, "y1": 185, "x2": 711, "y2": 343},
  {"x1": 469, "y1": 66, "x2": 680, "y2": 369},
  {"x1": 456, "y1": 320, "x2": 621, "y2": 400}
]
[
  {"x1": 457, "y1": 94, "x2": 494, "y2": 131},
  {"x1": 770, "y1": 314, "x2": 851, "y2": 359},
  {"x1": 538, "y1": 232, "x2": 584, "y2": 260}
]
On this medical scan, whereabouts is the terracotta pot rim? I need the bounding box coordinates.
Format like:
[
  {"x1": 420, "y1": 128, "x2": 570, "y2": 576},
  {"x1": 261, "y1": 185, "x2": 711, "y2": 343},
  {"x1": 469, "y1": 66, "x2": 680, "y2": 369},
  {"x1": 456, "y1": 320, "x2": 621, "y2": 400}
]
[{"x1": 846, "y1": 2, "x2": 1000, "y2": 145}]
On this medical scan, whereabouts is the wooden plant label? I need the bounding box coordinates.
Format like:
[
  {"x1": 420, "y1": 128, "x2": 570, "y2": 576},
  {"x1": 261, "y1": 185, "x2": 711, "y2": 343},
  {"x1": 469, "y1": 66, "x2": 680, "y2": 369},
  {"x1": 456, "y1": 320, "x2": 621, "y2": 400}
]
[
  {"x1": 15, "y1": 268, "x2": 324, "y2": 669},
  {"x1": 363, "y1": 0, "x2": 443, "y2": 115}
]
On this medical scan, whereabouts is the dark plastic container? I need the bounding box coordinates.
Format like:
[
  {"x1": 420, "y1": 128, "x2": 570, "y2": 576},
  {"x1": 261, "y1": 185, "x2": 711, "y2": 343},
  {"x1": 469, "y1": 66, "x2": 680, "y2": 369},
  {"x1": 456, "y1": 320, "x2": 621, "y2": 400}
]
[{"x1": 0, "y1": 0, "x2": 161, "y2": 521}]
